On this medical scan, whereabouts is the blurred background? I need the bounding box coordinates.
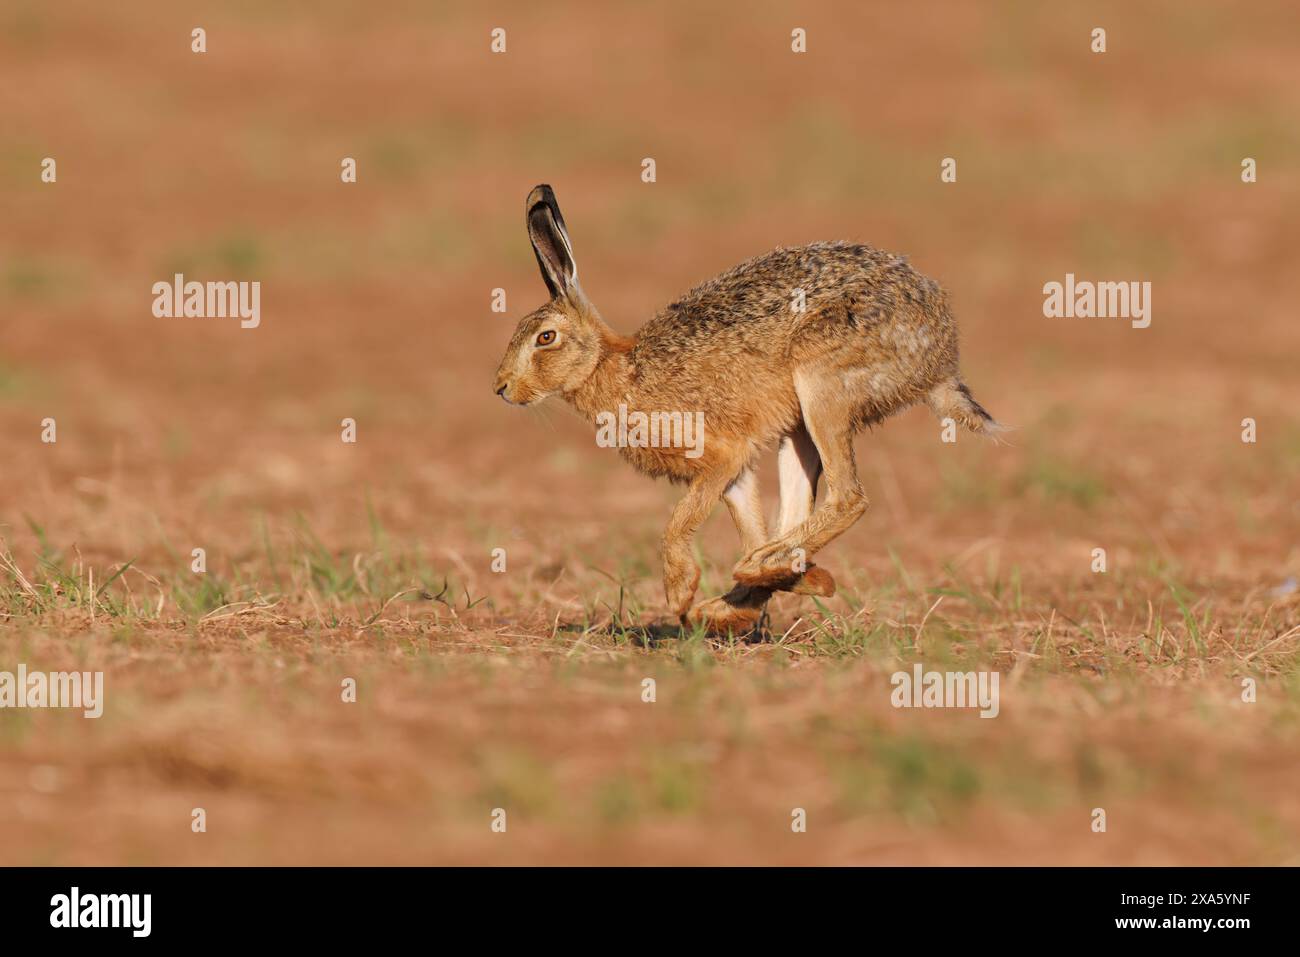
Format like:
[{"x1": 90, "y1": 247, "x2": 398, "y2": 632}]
[{"x1": 2, "y1": 0, "x2": 1297, "y2": 576}]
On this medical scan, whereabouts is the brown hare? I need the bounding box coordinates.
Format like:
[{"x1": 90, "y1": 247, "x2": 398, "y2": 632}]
[{"x1": 494, "y1": 185, "x2": 1000, "y2": 633}]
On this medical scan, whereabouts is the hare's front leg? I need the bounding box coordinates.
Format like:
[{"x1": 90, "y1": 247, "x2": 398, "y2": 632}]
[
  {"x1": 771, "y1": 424, "x2": 837, "y2": 596},
  {"x1": 687, "y1": 467, "x2": 773, "y2": 631},
  {"x1": 661, "y1": 471, "x2": 730, "y2": 622},
  {"x1": 722, "y1": 467, "x2": 767, "y2": 553}
]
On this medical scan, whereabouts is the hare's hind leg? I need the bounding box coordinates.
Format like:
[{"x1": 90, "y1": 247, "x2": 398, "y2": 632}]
[{"x1": 734, "y1": 374, "x2": 866, "y2": 586}]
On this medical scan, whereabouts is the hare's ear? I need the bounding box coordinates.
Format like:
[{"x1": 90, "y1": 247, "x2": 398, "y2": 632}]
[{"x1": 526, "y1": 184, "x2": 583, "y2": 303}]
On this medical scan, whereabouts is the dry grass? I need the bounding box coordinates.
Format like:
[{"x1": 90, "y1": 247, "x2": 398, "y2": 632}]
[{"x1": 2, "y1": 537, "x2": 1298, "y2": 864}]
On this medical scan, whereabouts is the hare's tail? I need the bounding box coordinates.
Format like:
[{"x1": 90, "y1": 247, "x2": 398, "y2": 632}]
[{"x1": 927, "y1": 378, "x2": 1007, "y2": 438}]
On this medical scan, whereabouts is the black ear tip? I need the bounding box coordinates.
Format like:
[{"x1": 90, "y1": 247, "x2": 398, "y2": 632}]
[{"x1": 526, "y1": 184, "x2": 556, "y2": 211}]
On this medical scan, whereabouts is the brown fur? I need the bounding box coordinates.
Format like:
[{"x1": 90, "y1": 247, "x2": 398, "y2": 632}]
[{"x1": 494, "y1": 185, "x2": 1000, "y2": 633}]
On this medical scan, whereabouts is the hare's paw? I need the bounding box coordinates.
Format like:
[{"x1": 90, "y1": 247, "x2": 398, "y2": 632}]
[
  {"x1": 787, "y1": 564, "x2": 837, "y2": 597},
  {"x1": 664, "y1": 561, "x2": 702, "y2": 619},
  {"x1": 687, "y1": 585, "x2": 772, "y2": 635},
  {"x1": 733, "y1": 541, "x2": 803, "y2": 587}
]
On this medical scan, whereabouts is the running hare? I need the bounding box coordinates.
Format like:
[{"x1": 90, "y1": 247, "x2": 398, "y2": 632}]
[{"x1": 494, "y1": 185, "x2": 1000, "y2": 632}]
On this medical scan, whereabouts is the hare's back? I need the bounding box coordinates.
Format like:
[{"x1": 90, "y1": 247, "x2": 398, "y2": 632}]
[
  {"x1": 636, "y1": 241, "x2": 931, "y2": 351},
  {"x1": 627, "y1": 241, "x2": 955, "y2": 431}
]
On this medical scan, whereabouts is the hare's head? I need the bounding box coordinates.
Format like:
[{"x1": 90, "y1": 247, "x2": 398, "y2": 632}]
[{"x1": 494, "y1": 185, "x2": 605, "y2": 406}]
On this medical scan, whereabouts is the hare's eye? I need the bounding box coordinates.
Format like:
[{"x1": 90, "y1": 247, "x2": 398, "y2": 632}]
[{"x1": 535, "y1": 330, "x2": 557, "y2": 346}]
